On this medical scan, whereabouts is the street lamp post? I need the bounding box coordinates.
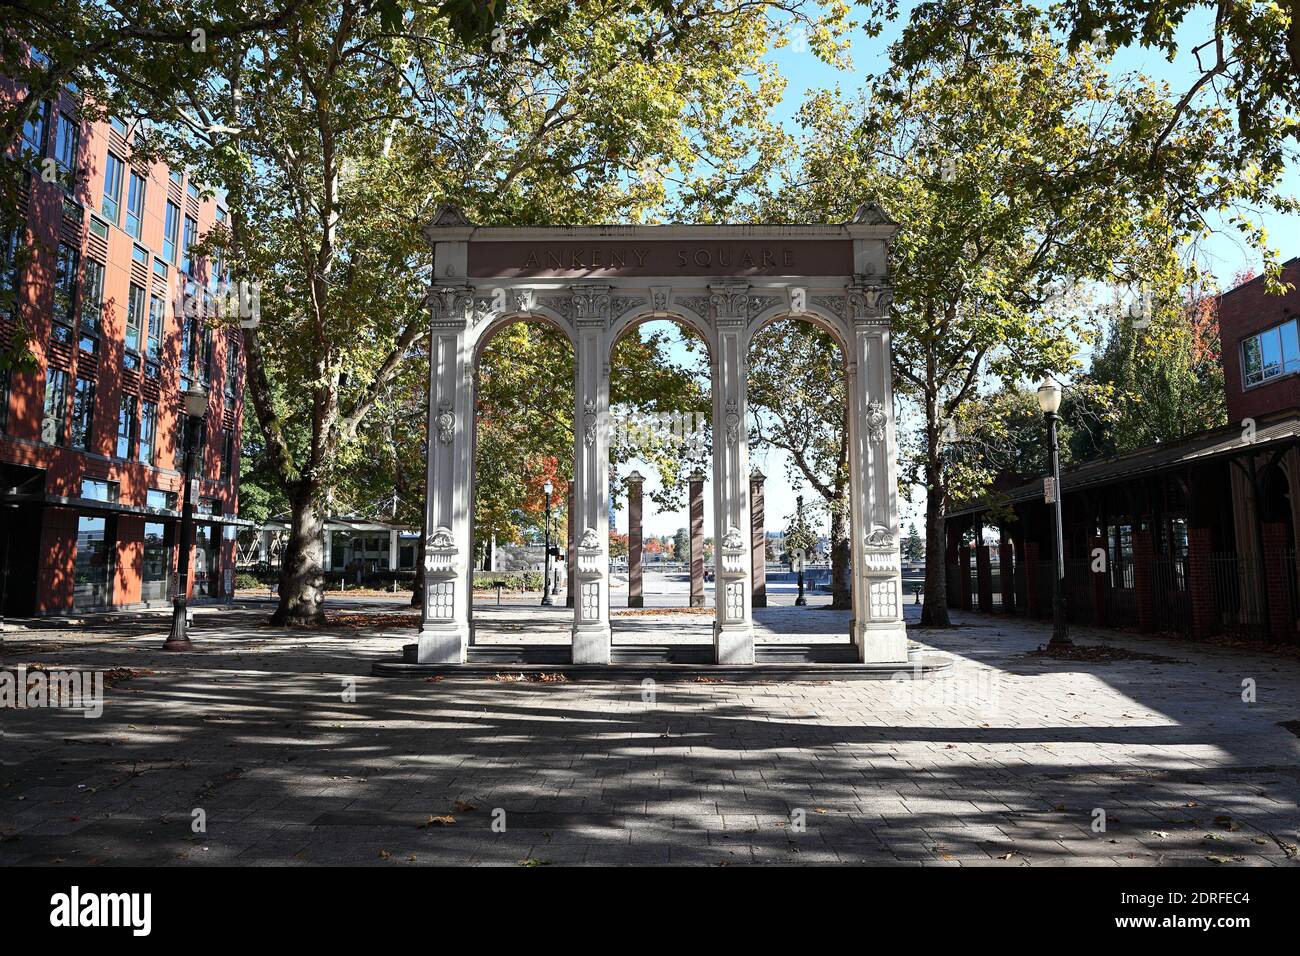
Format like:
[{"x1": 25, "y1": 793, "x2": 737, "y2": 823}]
[
  {"x1": 541, "y1": 479, "x2": 554, "y2": 607},
  {"x1": 1037, "y1": 376, "x2": 1071, "y2": 646},
  {"x1": 163, "y1": 382, "x2": 209, "y2": 651}
]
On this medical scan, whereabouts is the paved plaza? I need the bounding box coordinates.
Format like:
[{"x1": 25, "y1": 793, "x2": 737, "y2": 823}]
[{"x1": 1, "y1": 596, "x2": 1299, "y2": 866}]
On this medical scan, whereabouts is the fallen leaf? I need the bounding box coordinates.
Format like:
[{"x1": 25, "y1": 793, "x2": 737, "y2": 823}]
[
  {"x1": 419, "y1": 815, "x2": 456, "y2": 828},
  {"x1": 453, "y1": 800, "x2": 477, "y2": 813}
]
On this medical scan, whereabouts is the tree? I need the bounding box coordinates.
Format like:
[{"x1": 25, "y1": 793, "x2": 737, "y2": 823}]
[
  {"x1": 673, "y1": 527, "x2": 689, "y2": 563},
  {"x1": 784, "y1": 499, "x2": 816, "y2": 567},
  {"x1": 747, "y1": 321, "x2": 851, "y2": 607},
  {"x1": 860, "y1": 0, "x2": 1300, "y2": 210},
  {"x1": 764, "y1": 0, "x2": 1287, "y2": 625},
  {"x1": 608, "y1": 531, "x2": 629, "y2": 560},
  {"x1": 185, "y1": 0, "x2": 843, "y2": 625},
  {"x1": 904, "y1": 521, "x2": 925, "y2": 563},
  {"x1": 1071, "y1": 283, "x2": 1227, "y2": 459}
]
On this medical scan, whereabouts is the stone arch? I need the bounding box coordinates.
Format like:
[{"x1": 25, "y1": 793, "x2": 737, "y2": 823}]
[
  {"x1": 470, "y1": 308, "x2": 575, "y2": 370},
  {"x1": 608, "y1": 306, "x2": 716, "y2": 361},
  {"x1": 746, "y1": 302, "x2": 851, "y2": 356}
]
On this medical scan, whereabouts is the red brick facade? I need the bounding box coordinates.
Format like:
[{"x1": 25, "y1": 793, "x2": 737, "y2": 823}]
[
  {"x1": 1, "y1": 71, "x2": 243, "y2": 614},
  {"x1": 1220, "y1": 258, "x2": 1300, "y2": 424}
]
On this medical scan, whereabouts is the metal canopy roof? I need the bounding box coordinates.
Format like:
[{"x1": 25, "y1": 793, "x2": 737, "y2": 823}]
[{"x1": 950, "y1": 412, "x2": 1300, "y2": 517}]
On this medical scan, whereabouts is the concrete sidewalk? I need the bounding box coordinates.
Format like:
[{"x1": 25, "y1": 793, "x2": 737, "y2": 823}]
[{"x1": 1, "y1": 602, "x2": 1298, "y2": 866}]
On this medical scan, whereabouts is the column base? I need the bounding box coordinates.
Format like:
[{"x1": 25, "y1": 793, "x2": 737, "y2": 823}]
[
  {"x1": 853, "y1": 620, "x2": 908, "y2": 664},
  {"x1": 714, "y1": 624, "x2": 754, "y2": 664},
  {"x1": 571, "y1": 626, "x2": 612, "y2": 664},
  {"x1": 417, "y1": 624, "x2": 470, "y2": 664},
  {"x1": 628, "y1": 595, "x2": 644, "y2": 608}
]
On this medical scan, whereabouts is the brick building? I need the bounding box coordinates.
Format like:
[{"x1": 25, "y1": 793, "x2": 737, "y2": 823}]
[
  {"x1": 947, "y1": 258, "x2": 1300, "y2": 642},
  {"x1": 1, "y1": 73, "x2": 245, "y2": 616}
]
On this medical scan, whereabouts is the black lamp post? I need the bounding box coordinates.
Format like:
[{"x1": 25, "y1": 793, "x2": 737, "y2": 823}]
[
  {"x1": 541, "y1": 479, "x2": 554, "y2": 607},
  {"x1": 1037, "y1": 376, "x2": 1071, "y2": 646},
  {"x1": 163, "y1": 382, "x2": 209, "y2": 651},
  {"x1": 794, "y1": 494, "x2": 808, "y2": 607}
]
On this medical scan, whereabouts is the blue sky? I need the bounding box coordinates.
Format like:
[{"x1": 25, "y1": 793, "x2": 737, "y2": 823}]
[{"x1": 620, "y1": 4, "x2": 1298, "y2": 540}]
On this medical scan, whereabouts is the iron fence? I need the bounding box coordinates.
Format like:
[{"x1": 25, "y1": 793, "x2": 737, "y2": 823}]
[{"x1": 1208, "y1": 552, "x2": 1267, "y2": 640}]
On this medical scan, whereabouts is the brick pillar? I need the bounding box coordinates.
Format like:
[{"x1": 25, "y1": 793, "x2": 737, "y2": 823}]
[
  {"x1": 1133, "y1": 529, "x2": 1155, "y2": 631},
  {"x1": 998, "y1": 530, "x2": 1015, "y2": 613},
  {"x1": 1262, "y1": 522, "x2": 1291, "y2": 641},
  {"x1": 1024, "y1": 541, "x2": 1041, "y2": 617},
  {"x1": 1187, "y1": 527, "x2": 1213, "y2": 639},
  {"x1": 689, "y1": 468, "x2": 705, "y2": 608},
  {"x1": 566, "y1": 480, "x2": 575, "y2": 609},
  {"x1": 976, "y1": 542, "x2": 993, "y2": 612},
  {"x1": 750, "y1": 468, "x2": 766, "y2": 608},
  {"x1": 959, "y1": 541, "x2": 973, "y2": 610},
  {"x1": 627, "y1": 471, "x2": 644, "y2": 608},
  {"x1": 1089, "y1": 534, "x2": 1108, "y2": 627}
]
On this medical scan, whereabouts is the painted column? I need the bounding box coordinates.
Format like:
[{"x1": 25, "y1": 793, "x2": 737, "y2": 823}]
[
  {"x1": 709, "y1": 282, "x2": 754, "y2": 664},
  {"x1": 628, "y1": 470, "x2": 645, "y2": 608},
  {"x1": 846, "y1": 279, "x2": 908, "y2": 663},
  {"x1": 689, "y1": 468, "x2": 705, "y2": 608},
  {"x1": 417, "y1": 286, "x2": 475, "y2": 663},
  {"x1": 388, "y1": 529, "x2": 399, "y2": 571},
  {"x1": 571, "y1": 284, "x2": 612, "y2": 663},
  {"x1": 750, "y1": 467, "x2": 767, "y2": 608}
]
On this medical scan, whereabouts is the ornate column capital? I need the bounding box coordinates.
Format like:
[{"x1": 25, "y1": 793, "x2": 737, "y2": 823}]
[
  {"x1": 429, "y1": 284, "x2": 474, "y2": 329},
  {"x1": 708, "y1": 280, "x2": 750, "y2": 325},
  {"x1": 571, "y1": 283, "x2": 612, "y2": 328},
  {"x1": 848, "y1": 277, "x2": 893, "y2": 326}
]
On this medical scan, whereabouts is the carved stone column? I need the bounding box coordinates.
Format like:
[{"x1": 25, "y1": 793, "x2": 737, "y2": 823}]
[
  {"x1": 845, "y1": 279, "x2": 907, "y2": 663},
  {"x1": 418, "y1": 286, "x2": 475, "y2": 663},
  {"x1": 750, "y1": 467, "x2": 767, "y2": 608},
  {"x1": 627, "y1": 470, "x2": 645, "y2": 608},
  {"x1": 709, "y1": 281, "x2": 754, "y2": 664},
  {"x1": 571, "y1": 284, "x2": 612, "y2": 663}
]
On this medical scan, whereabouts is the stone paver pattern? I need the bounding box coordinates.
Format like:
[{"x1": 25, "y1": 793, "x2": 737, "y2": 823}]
[{"x1": 1, "y1": 600, "x2": 1298, "y2": 866}]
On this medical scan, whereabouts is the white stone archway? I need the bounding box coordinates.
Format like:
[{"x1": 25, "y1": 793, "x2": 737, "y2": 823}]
[{"x1": 416, "y1": 206, "x2": 906, "y2": 666}]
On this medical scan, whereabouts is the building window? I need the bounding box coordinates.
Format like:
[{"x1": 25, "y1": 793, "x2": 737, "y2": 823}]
[
  {"x1": 80, "y1": 478, "x2": 119, "y2": 502},
  {"x1": 42, "y1": 367, "x2": 68, "y2": 444},
  {"x1": 0, "y1": 220, "x2": 21, "y2": 318},
  {"x1": 0, "y1": 367, "x2": 10, "y2": 433},
  {"x1": 115, "y1": 394, "x2": 135, "y2": 459},
  {"x1": 1110, "y1": 524, "x2": 1135, "y2": 590},
  {"x1": 221, "y1": 427, "x2": 234, "y2": 481},
  {"x1": 181, "y1": 215, "x2": 197, "y2": 276},
  {"x1": 70, "y1": 376, "x2": 95, "y2": 450},
  {"x1": 109, "y1": 116, "x2": 129, "y2": 136},
  {"x1": 101, "y1": 152, "x2": 124, "y2": 223},
  {"x1": 124, "y1": 170, "x2": 146, "y2": 239},
  {"x1": 142, "y1": 521, "x2": 171, "y2": 602},
  {"x1": 54, "y1": 112, "x2": 78, "y2": 181},
  {"x1": 73, "y1": 515, "x2": 113, "y2": 608},
  {"x1": 163, "y1": 201, "x2": 180, "y2": 262},
  {"x1": 173, "y1": 408, "x2": 186, "y2": 470},
  {"x1": 187, "y1": 182, "x2": 200, "y2": 202},
  {"x1": 147, "y1": 294, "x2": 164, "y2": 364},
  {"x1": 146, "y1": 488, "x2": 178, "y2": 511},
  {"x1": 20, "y1": 98, "x2": 48, "y2": 157},
  {"x1": 1242, "y1": 318, "x2": 1300, "y2": 388},
  {"x1": 80, "y1": 258, "x2": 103, "y2": 351},
  {"x1": 125, "y1": 283, "x2": 145, "y2": 356},
  {"x1": 139, "y1": 400, "x2": 157, "y2": 465},
  {"x1": 53, "y1": 242, "x2": 79, "y2": 328},
  {"x1": 225, "y1": 334, "x2": 239, "y2": 405}
]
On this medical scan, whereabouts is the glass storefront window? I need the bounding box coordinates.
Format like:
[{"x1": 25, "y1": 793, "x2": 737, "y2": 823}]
[
  {"x1": 73, "y1": 516, "x2": 112, "y2": 608},
  {"x1": 142, "y1": 522, "x2": 171, "y2": 603}
]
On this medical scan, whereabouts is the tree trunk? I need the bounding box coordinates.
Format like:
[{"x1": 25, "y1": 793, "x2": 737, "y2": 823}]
[
  {"x1": 920, "y1": 468, "x2": 951, "y2": 627},
  {"x1": 830, "y1": 509, "x2": 852, "y2": 609},
  {"x1": 270, "y1": 483, "x2": 327, "y2": 625}
]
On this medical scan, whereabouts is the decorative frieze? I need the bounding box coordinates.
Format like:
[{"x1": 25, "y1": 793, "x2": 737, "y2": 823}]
[
  {"x1": 865, "y1": 401, "x2": 888, "y2": 442},
  {"x1": 435, "y1": 402, "x2": 456, "y2": 444},
  {"x1": 848, "y1": 280, "x2": 893, "y2": 324}
]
